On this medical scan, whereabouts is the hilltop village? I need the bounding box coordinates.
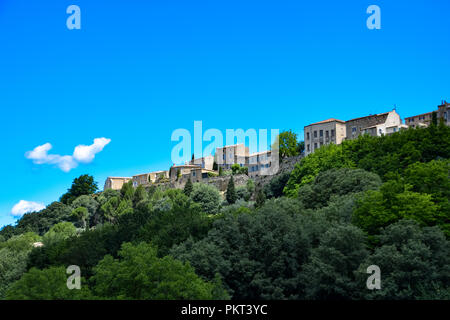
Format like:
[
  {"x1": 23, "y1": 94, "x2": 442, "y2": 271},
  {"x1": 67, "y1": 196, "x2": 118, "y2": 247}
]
[{"x1": 104, "y1": 101, "x2": 450, "y2": 191}]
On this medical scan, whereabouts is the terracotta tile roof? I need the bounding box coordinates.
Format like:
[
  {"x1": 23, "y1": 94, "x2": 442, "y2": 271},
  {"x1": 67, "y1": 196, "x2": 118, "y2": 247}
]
[
  {"x1": 346, "y1": 112, "x2": 389, "y2": 123},
  {"x1": 305, "y1": 118, "x2": 345, "y2": 127}
]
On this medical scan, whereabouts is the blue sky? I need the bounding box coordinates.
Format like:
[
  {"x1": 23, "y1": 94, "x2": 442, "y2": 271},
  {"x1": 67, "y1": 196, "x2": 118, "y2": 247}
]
[{"x1": 1, "y1": 0, "x2": 449, "y2": 228}]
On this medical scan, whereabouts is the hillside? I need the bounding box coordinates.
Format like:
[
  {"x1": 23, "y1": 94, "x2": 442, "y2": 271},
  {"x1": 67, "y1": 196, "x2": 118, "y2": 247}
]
[{"x1": 1, "y1": 124, "x2": 449, "y2": 300}]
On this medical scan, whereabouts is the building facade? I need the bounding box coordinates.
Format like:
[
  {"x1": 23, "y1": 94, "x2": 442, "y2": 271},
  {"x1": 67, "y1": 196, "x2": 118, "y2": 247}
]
[
  {"x1": 247, "y1": 150, "x2": 273, "y2": 177},
  {"x1": 132, "y1": 170, "x2": 169, "y2": 187},
  {"x1": 304, "y1": 118, "x2": 346, "y2": 155},
  {"x1": 104, "y1": 177, "x2": 132, "y2": 191},
  {"x1": 345, "y1": 110, "x2": 402, "y2": 140},
  {"x1": 215, "y1": 144, "x2": 249, "y2": 170},
  {"x1": 404, "y1": 112, "x2": 433, "y2": 128},
  {"x1": 438, "y1": 101, "x2": 450, "y2": 126},
  {"x1": 189, "y1": 155, "x2": 214, "y2": 170}
]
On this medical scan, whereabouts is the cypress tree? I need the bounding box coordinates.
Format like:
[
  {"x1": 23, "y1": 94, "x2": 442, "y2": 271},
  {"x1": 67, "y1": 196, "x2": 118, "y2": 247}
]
[
  {"x1": 255, "y1": 189, "x2": 266, "y2": 208},
  {"x1": 184, "y1": 178, "x2": 193, "y2": 197},
  {"x1": 226, "y1": 176, "x2": 237, "y2": 204}
]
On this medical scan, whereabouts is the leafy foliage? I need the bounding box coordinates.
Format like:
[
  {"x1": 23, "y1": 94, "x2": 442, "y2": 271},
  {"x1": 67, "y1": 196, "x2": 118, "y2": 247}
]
[
  {"x1": 91, "y1": 242, "x2": 225, "y2": 299},
  {"x1": 6, "y1": 266, "x2": 92, "y2": 300},
  {"x1": 190, "y1": 183, "x2": 221, "y2": 214},
  {"x1": 60, "y1": 174, "x2": 98, "y2": 205}
]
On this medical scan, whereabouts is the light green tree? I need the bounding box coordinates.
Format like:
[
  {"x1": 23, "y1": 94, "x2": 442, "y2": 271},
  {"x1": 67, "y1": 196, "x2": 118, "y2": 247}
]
[{"x1": 91, "y1": 242, "x2": 223, "y2": 299}]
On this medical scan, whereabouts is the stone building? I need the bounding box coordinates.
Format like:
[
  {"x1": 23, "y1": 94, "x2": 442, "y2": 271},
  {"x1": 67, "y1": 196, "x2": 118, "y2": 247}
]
[
  {"x1": 248, "y1": 150, "x2": 273, "y2": 177},
  {"x1": 104, "y1": 177, "x2": 132, "y2": 191},
  {"x1": 404, "y1": 101, "x2": 449, "y2": 129},
  {"x1": 404, "y1": 112, "x2": 432, "y2": 128},
  {"x1": 169, "y1": 164, "x2": 216, "y2": 183},
  {"x1": 132, "y1": 170, "x2": 169, "y2": 187},
  {"x1": 345, "y1": 110, "x2": 402, "y2": 140},
  {"x1": 304, "y1": 118, "x2": 346, "y2": 155},
  {"x1": 215, "y1": 144, "x2": 249, "y2": 170},
  {"x1": 438, "y1": 100, "x2": 450, "y2": 126},
  {"x1": 189, "y1": 155, "x2": 214, "y2": 170}
]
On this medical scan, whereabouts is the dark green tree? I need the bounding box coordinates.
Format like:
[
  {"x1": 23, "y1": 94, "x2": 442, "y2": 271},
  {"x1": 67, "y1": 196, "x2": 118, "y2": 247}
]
[
  {"x1": 357, "y1": 220, "x2": 450, "y2": 299},
  {"x1": 184, "y1": 178, "x2": 193, "y2": 197},
  {"x1": 91, "y1": 242, "x2": 222, "y2": 299},
  {"x1": 60, "y1": 175, "x2": 98, "y2": 205},
  {"x1": 133, "y1": 184, "x2": 148, "y2": 206},
  {"x1": 255, "y1": 189, "x2": 266, "y2": 208},
  {"x1": 226, "y1": 176, "x2": 237, "y2": 204},
  {"x1": 5, "y1": 266, "x2": 92, "y2": 300},
  {"x1": 190, "y1": 183, "x2": 221, "y2": 215},
  {"x1": 120, "y1": 180, "x2": 134, "y2": 201}
]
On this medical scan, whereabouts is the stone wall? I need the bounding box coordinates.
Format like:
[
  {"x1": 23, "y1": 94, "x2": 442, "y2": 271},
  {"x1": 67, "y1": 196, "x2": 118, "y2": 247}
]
[
  {"x1": 154, "y1": 174, "x2": 249, "y2": 192},
  {"x1": 253, "y1": 155, "x2": 303, "y2": 192},
  {"x1": 150, "y1": 155, "x2": 302, "y2": 195}
]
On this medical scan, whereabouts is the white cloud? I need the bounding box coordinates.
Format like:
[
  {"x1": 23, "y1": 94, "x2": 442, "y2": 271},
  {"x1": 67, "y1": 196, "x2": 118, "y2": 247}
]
[
  {"x1": 11, "y1": 200, "x2": 45, "y2": 217},
  {"x1": 25, "y1": 138, "x2": 111, "y2": 172},
  {"x1": 73, "y1": 138, "x2": 111, "y2": 163}
]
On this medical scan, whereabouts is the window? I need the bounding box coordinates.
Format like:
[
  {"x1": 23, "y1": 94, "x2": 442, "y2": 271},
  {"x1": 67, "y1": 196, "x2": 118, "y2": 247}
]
[
  {"x1": 320, "y1": 142, "x2": 323, "y2": 146},
  {"x1": 306, "y1": 132, "x2": 310, "y2": 140},
  {"x1": 307, "y1": 144, "x2": 310, "y2": 151},
  {"x1": 193, "y1": 171, "x2": 196, "y2": 176},
  {"x1": 313, "y1": 131, "x2": 317, "y2": 138},
  {"x1": 319, "y1": 130, "x2": 323, "y2": 137},
  {"x1": 314, "y1": 143, "x2": 317, "y2": 149},
  {"x1": 326, "y1": 130, "x2": 329, "y2": 138},
  {"x1": 331, "y1": 129, "x2": 335, "y2": 137},
  {"x1": 352, "y1": 127, "x2": 357, "y2": 133}
]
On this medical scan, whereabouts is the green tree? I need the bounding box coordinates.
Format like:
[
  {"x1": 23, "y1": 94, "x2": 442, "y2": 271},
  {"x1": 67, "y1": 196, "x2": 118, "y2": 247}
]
[
  {"x1": 357, "y1": 220, "x2": 450, "y2": 299},
  {"x1": 6, "y1": 266, "x2": 92, "y2": 300},
  {"x1": 298, "y1": 168, "x2": 382, "y2": 209},
  {"x1": 100, "y1": 196, "x2": 120, "y2": 223},
  {"x1": 301, "y1": 224, "x2": 368, "y2": 299},
  {"x1": 431, "y1": 111, "x2": 438, "y2": 126},
  {"x1": 16, "y1": 202, "x2": 72, "y2": 235},
  {"x1": 71, "y1": 207, "x2": 89, "y2": 230},
  {"x1": 190, "y1": 183, "x2": 221, "y2": 214},
  {"x1": 0, "y1": 225, "x2": 16, "y2": 241},
  {"x1": 91, "y1": 242, "x2": 221, "y2": 299},
  {"x1": 297, "y1": 141, "x2": 305, "y2": 154},
  {"x1": 120, "y1": 180, "x2": 134, "y2": 201},
  {"x1": 263, "y1": 172, "x2": 290, "y2": 199},
  {"x1": 184, "y1": 178, "x2": 193, "y2": 197},
  {"x1": 0, "y1": 248, "x2": 29, "y2": 298},
  {"x1": 284, "y1": 143, "x2": 354, "y2": 197},
  {"x1": 219, "y1": 166, "x2": 224, "y2": 176},
  {"x1": 60, "y1": 175, "x2": 98, "y2": 205},
  {"x1": 171, "y1": 198, "x2": 322, "y2": 299},
  {"x1": 0, "y1": 232, "x2": 41, "y2": 299},
  {"x1": 42, "y1": 222, "x2": 77, "y2": 246},
  {"x1": 277, "y1": 130, "x2": 300, "y2": 160},
  {"x1": 133, "y1": 185, "x2": 148, "y2": 206},
  {"x1": 226, "y1": 176, "x2": 237, "y2": 204},
  {"x1": 255, "y1": 189, "x2": 266, "y2": 208},
  {"x1": 246, "y1": 179, "x2": 255, "y2": 195}
]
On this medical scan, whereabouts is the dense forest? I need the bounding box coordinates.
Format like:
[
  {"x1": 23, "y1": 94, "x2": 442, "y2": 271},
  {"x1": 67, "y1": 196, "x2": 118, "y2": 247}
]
[{"x1": 1, "y1": 123, "x2": 449, "y2": 300}]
